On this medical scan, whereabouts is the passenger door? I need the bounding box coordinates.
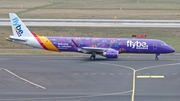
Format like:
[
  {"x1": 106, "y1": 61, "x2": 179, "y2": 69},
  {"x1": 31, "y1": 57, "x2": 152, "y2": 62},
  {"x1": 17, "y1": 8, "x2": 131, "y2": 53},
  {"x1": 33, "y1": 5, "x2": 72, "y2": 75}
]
[{"x1": 153, "y1": 42, "x2": 157, "y2": 50}]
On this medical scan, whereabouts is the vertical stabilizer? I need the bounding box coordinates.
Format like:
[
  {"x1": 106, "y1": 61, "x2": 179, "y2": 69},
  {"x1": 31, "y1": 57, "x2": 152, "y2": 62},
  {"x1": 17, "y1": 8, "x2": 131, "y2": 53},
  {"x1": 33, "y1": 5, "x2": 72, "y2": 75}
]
[{"x1": 9, "y1": 13, "x2": 33, "y2": 37}]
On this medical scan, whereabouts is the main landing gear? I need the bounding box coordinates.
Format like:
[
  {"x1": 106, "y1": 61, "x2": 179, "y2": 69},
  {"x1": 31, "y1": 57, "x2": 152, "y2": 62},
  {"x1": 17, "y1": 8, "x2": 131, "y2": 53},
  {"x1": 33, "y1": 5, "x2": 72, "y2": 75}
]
[
  {"x1": 90, "y1": 52, "x2": 96, "y2": 61},
  {"x1": 155, "y1": 53, "x2": 160, "y2": 60}
]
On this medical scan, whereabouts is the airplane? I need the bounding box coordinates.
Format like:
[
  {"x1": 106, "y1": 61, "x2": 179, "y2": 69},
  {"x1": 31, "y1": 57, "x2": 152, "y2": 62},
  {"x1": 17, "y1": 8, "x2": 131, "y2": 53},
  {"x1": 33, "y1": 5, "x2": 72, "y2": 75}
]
[{"x1": 6, "y1": 13, "x2": 175, "y2": 60}]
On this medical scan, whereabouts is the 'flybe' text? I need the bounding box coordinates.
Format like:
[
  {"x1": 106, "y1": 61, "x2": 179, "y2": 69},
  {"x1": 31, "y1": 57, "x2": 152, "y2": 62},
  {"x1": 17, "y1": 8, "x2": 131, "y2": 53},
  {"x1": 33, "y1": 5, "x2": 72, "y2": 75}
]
[
  {"x1": 13, "y1": 17, "x2": 23, "y2": 37},
  {"x1": 127, "y1": 40, "x2": 148, "y2": 49}
]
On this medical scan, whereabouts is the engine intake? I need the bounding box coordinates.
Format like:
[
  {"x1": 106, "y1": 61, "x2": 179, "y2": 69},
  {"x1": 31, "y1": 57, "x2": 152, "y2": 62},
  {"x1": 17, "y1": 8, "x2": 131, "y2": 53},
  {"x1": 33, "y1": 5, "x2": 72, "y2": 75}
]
[{"x1": 103, "y1": 49, "x2": 118, "y2": 58}]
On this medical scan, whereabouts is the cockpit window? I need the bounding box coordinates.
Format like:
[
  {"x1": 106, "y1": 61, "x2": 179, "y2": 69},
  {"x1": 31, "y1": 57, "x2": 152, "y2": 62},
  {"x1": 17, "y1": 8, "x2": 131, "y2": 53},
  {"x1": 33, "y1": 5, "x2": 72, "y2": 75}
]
[{"x1": 161, "y1": 42, "x2": 167, "y2": 46}]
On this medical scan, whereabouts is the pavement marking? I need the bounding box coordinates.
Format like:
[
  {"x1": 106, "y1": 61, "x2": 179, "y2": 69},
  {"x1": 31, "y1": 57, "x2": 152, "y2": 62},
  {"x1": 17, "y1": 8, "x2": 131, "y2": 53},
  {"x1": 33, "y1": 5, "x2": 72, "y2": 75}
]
[
  {"x1": 137, "y1": 76, "x2": 150, "y2": 78},
  {"x1": 53, "y1": 90, "x2": 132, "y2": 98},
  {"x1": 94, "y1": 62, "x2": 180, "y2": 101},
  {"x1": 150, "y1": 76, "x2": 164, "y2": 78},
  {"x1": 2, "y1": 68, "x2": 46, "y2": 89},
  {"x1": 73, "y1": 72, "x2": 146, "y2": 76},
  {"x1": 136, "y1": 62, "x2": 180, "y2": 72},
  {"x1": 94, "y1": 62, "x2": 136, "y2": 101},
  {"x1": 0, "y1": 90, "x2": 132, "y2": 100},
  {"x1": 132, "y1": 70, "x2": 136, "y2": 101},
  {"x1": 97, "y1": 62, "x2": 135, "y2": 71},
  {"x1": 137, "y1": 75, "x2": 164, "y2": 79}
]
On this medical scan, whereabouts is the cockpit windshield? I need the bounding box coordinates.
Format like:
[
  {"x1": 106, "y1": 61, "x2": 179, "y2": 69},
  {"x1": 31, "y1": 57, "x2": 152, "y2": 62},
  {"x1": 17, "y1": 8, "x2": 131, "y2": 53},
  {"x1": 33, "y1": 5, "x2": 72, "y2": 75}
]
[{"x1": 161, "y1": 42, "x2": 167, "y2": 46}]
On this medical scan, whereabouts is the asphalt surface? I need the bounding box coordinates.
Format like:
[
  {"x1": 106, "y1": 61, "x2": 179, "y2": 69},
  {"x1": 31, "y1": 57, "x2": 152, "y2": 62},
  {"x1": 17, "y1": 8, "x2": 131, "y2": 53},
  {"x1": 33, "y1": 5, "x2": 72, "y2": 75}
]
[
  {"x1": 1, "y1": 19, "x2": 180, "y2": 27},
  {"x1": 0, "y1": 55, "x2": 180, "y2": 101}
]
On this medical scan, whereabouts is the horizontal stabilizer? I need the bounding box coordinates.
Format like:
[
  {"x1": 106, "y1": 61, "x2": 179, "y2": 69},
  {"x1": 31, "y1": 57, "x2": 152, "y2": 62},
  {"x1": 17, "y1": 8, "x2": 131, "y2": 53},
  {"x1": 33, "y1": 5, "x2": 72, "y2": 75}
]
[{"x1": 6, "y1": 36, "x2": 27, "y2": 42}]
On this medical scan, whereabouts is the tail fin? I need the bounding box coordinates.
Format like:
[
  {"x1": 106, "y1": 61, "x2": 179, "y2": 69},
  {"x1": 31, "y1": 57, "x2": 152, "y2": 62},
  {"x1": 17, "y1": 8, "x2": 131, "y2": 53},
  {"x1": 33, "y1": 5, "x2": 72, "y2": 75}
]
[{"x1": 9, "y1": 13, "x2": 33, "y2": 37}]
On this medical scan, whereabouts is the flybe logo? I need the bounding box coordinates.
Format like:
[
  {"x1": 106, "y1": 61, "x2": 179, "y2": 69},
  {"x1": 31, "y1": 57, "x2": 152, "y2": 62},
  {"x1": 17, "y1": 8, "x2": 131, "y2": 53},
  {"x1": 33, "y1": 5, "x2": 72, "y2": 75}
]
[
  {"x1": 12, "y1": 17, "x2": 23, "y2": 37},
  {"x1": 126, "y1": 40, "x2": 148, "y2": 49}
]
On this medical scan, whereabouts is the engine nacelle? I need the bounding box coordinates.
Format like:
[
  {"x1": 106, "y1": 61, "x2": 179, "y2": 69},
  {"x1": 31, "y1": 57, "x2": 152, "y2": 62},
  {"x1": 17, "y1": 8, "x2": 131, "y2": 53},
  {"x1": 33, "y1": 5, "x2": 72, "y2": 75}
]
[{"x1": 103, "y1": 49, "x2": 118, "y2": 58}]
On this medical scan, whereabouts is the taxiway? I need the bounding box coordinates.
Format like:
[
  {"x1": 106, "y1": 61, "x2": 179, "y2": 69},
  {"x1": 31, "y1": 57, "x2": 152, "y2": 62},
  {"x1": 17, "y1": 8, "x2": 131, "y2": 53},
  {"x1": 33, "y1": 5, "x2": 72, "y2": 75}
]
[{"x1": 0, "y1": 55, "x2": 179, "y2": 101}]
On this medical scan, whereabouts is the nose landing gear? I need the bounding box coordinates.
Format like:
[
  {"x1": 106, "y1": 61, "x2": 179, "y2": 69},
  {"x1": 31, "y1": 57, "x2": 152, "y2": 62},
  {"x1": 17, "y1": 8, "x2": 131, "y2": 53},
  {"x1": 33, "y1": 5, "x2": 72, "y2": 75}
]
[{"x1": 155, "y1": 53, "x2": 160, "y2": 60}]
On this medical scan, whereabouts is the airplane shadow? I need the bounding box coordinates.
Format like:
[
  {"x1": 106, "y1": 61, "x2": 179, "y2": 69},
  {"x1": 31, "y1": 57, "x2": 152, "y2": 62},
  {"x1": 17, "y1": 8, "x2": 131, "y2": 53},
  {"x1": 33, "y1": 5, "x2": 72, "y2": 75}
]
[
  {"x1": 42, "y1": 56, "x2": 174, "y2": 62},
  {"x1": 79, "y1": 57, "x2": 173, "y2": 62},
  {"x1": 82, "y1": 58, "x2": 120, "y2": 62}
]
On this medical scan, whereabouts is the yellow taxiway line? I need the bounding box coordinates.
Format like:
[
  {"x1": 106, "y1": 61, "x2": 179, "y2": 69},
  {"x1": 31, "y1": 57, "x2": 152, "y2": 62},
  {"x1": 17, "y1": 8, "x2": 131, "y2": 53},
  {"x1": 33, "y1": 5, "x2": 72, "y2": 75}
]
[
  {"x1": 137, "y1": 76, "x2": 150, "y2": 78},
  {"x1": 137, "y1": 75, "x2": 164, "y2": 78},
  {"x1": 150, "y1": 76, "x2": 164, "y2": 78}
]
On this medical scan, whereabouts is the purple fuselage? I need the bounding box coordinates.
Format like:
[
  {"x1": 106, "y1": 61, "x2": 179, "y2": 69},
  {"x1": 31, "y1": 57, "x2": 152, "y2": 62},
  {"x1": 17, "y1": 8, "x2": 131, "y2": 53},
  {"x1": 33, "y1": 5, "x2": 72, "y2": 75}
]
[{"x1": 47, "y1": 37, "x2": 175, "y2": 54}]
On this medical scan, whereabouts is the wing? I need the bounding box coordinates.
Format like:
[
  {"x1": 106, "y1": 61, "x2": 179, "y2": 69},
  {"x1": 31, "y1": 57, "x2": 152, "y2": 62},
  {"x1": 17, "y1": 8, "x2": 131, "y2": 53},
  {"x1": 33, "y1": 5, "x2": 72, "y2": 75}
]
[
  {"x1": 71, "y1": 39, "x2": 114, "y2": 54},
  {"x1": 80, "y1": 47, "x2": 108, "y2": 53}
]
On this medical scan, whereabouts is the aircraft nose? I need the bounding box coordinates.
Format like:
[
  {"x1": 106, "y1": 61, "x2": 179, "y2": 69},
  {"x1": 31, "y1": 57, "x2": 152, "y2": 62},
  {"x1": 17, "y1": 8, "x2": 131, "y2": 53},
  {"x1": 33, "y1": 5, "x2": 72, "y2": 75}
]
[{"x1": 169, "y1": 46, "x2": 175, "y2": 53}]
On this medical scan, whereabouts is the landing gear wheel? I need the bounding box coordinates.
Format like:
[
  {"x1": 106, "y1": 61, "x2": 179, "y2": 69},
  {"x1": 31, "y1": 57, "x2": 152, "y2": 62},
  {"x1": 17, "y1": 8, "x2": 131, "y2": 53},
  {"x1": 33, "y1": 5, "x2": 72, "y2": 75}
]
[
  {"x1": 155, "y1": 57, "x2": 159, "y2": 60},
  {"x1": 90, "y1": 55, "x2": 95, "y2": 60},
  {"x1": 90, "y1": 52, "x2": 96, "y2": 61}
]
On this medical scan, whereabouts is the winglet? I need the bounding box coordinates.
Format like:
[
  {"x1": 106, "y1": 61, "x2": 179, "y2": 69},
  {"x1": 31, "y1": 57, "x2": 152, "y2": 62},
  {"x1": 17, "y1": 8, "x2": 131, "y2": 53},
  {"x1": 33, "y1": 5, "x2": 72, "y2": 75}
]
[{"x1": 71, "y1": 39, "x2": 80, "y2": 48}]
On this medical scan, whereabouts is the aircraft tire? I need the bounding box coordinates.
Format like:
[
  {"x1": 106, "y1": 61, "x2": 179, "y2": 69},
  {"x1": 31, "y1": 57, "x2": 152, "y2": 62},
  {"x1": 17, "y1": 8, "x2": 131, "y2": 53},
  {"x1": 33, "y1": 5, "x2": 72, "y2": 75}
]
[
  {"x1": 90, "y1": 56, "x2": 95, "y2": 60},
  {"x1": 155, "y1": 57, "x2": 159, "y2": 60}
]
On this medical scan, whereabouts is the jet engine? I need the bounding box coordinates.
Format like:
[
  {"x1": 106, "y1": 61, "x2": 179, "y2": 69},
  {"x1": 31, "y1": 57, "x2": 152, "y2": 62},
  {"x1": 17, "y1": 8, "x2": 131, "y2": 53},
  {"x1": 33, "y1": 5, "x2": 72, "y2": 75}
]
[{"x1": 103, "y1": 49, "x2": 118, "y2": 58}]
